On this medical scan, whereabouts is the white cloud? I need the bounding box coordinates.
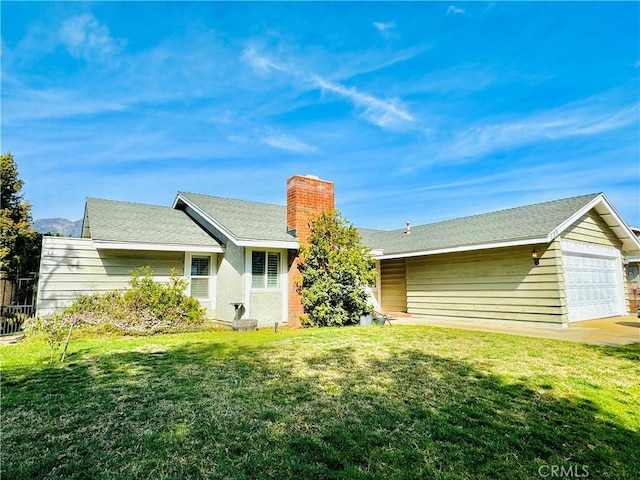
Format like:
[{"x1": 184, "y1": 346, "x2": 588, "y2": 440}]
[
  {"x1": 240, "y1": 47, "x2": 415, "y2": 130},
  {"x1": 447, "y1": 101, "x2": 639, "y2": 160},
  {"x1": 446, "y1": 5, "x2": 466, "y2": 16},
  {"x1": 373, "y1": 21, "x2": 396, "y2": 37},
  {"x1": 313, "y1": 76, "x2": 414, "y2": 128},
  {"x1": 60, "y1": 14, "x2": 124, "y2": 61},
  {"x1": 261, "y1": 132, "x2": 318, "y2": 153}
]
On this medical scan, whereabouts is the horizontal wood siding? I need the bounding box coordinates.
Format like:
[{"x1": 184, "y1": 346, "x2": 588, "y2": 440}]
[
  {"x1": 37, "y1": 237, "x2": 184, "y2": 315},
  {"x1": 380, "y1": 258, "x2": 407, "y2": 312},
  {"x1": 562, "y1": 210, "x2": 622, "y2": 248},
  {"x1": 406, "y1": 243, "x2": 567, "y2": 323}
]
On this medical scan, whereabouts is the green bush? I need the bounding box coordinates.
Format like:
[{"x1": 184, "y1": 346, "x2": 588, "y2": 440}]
[
  {"x1": 298, "y1": 210, "x2": 377, "y2": 327},
  {"x1": 64, "y1": 266, "x2": 206, "y2": 334}
]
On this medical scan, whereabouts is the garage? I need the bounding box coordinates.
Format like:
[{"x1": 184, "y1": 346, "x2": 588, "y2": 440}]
[{"x1": 562, "y1": 241, "x2": 626, "y2": 322}]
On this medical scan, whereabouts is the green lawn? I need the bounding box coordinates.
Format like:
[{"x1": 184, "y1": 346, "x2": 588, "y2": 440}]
[{"x1": 2, "y1": 326, "x2": 639, "y2": 479}]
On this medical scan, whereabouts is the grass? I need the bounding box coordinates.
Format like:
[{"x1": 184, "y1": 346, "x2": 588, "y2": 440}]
[{"x1": 2, "y1": 325, "x2": 639, "y2": 479}]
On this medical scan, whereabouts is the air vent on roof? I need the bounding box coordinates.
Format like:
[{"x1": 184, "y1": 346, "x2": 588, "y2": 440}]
[{"x1": 404, "y1": 221, "x2": 411, "y2": 235}]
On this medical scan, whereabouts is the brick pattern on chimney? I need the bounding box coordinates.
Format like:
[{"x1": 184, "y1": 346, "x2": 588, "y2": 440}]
[{"x1": 286, "y1": 175, "x2": 334, "y2": 326}]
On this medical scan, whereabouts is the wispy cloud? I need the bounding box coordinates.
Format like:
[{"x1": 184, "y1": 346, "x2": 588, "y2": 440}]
[
  {"x1": 373, "y1": 21, "x2": 396, "y2": 38},
  {"x1": 313, "y1": 76, "x2": 414, "y2": 129},
  {"x1": 261, "y1": 131, "x2": 318, "y2": 153},
  {"x1": 448, "y1": 101, "x2": 639, "y2": 159},
  {"x1": 242, "y1": 48, "x2": 414, "y2": 129},
  {"x1": 60, "y1": 14, "x2": 124, "y2": 61},
  {"x1": 446, "y1": 5, "x2": 466, "y2": 16}
]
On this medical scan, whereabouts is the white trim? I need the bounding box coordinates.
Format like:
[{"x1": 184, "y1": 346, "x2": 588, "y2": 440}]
[
  {"x1": 374, "y1": 194, "x2": 640, "y2": 261},
  {"x1": 237, "y1": 239, "x2": 299, "y2": 249},
  {"x1": 280, "y1": 251, "x2": 289, "y2": 324},
  {"x1": 560, "y1": 240, "x2": 621, "y2": 258},
  {"x1": 375, "y1": 237, "x2": 548, "y2": 260},
  {"x1": 185, "y1": 252, "x2": 217, "y2": 309},
  {"x1": 243, "y1": 249, "x2": 252, "y2": 316},
  {"x1": 175, "y1": 193, "x2": 299, "y2": 250},
  {"x1": 93, "y1": 240, "x2": 224, "y2": 253},
  {"x1": 548, "y1": 194, "x2": 640, "y2": 251},
  {"x1": 175, "y1": 194, "x2": 238, "y2": 244}
]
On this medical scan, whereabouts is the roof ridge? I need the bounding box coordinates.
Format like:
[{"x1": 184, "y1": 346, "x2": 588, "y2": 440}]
[
  {"x1": 178, "y1": 191, "x2": 285, "y2": 208},
  {"x1": 381, "y1": 192, "x2": 602, "y2": 232},
  {"x1": 87, "y1": 197, "x2": 176, "y2": 211}
]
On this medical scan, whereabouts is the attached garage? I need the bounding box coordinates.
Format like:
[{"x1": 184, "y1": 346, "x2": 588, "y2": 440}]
[
  {"x1": 364, "y1": 193, "x2": 640, "y2": 326},
  {"x1": 562, "y1": 242, "x2": 626, "y2": 322}
]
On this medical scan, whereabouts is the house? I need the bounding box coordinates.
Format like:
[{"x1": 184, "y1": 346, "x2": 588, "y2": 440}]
[{"x1": 36, "y1": 175, "x2": 640, "y2": 327}]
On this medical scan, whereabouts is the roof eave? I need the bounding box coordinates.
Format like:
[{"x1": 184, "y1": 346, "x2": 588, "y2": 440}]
[
  {"x1": 93, "y1": 240, "x2": 225, "y2": 253},
  {"x1": 374, "y1": 237, "x2": 549, "y2": 260},
  {"x1": 547, "y1": 193, "x2": 640, "y2": 251}
]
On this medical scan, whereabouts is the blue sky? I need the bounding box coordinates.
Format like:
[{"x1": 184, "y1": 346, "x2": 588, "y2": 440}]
[{"x1": 2, "y1": 1, "x2": 639, "y2": 229}]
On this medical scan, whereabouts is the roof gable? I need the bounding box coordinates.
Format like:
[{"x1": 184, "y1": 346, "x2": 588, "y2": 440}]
[
  {"x1": 175, "y1": 192, "x2": 298, "y2": 247},
  {"x1": 360, "y1": 193, "x2": 639, "y2": 258}
]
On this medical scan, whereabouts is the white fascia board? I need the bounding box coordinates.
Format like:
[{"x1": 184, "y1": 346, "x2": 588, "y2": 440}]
[
  {"x1": 93, "y1": 240, "x2": 224, "y2": 253},
  {"x1": 547, "y1": 194, "x2": 640, "y2": 251},
  {"x1": 174, "y1": 193, "x2": 240, "y2": 245},
  {"x1": 545, "y1": 194, "x2": 605, "y2": 241},
  {"x1": 374, "y1": 237, "x2": 548, "y2": 260},
  {"x1": 175, "y1": 193, "x2": 299, "y2": 250},
  {"x1": 237, "y1": 239, "x2": 299, "y2": 249}
]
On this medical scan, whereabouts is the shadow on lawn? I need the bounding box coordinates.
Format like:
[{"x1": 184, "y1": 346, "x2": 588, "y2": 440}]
[{"x1": 2, "y1": 339, "x2": 639, "y2": 480}]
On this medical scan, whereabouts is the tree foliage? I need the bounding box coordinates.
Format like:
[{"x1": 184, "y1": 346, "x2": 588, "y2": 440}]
[
  {"x1": 298, "y1": 210, "x2": 377, "y2": 327},
  {"x1": 0, "y1": 152, "x2": 38, "y2": 279}
]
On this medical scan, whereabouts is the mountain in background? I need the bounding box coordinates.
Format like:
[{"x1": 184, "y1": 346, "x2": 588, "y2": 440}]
[{"x1": 34, "y1": 218, "x2": 83, "y2": 237}]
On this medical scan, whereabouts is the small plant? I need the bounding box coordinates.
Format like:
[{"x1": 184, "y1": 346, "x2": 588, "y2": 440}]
[{"x1": 24, "y1": 313, "x2": 69, "y2": 363}]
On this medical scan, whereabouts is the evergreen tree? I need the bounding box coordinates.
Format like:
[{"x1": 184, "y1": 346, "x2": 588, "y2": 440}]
[
  {"x1": 298, "y1": 210, "x2": 377, "y2": 326},
  {"x1": 1, "y1": 152, "x2": 38, "y2": 279}
]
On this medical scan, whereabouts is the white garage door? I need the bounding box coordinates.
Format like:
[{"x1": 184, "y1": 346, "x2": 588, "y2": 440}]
[{"x1": 562, "y1": 241, "x2": 626, "y2": 322}]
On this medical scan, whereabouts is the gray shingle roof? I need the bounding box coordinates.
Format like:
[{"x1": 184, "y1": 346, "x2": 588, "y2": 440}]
[
  {"x1": 86, "y1": 198, "x2": 221, "y2": 248},
  {"x1": 178, "y1": 192, "x2": 297, "y2": 243},
  {"x1": 358, "y1": 193, "x2": 601, "y2": 256}
]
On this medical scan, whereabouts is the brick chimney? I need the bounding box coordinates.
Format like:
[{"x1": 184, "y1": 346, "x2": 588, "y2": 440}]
[{"x1": 286, "y1": 175, "x2": 335, "y2": 325}]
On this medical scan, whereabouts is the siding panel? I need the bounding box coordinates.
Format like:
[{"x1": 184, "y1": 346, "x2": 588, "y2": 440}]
[
  {"x1": 406, "y1": 243, "x2": 566, "y2": 324},
  {"x1": 380, "y1": 258, "x2": 407, "y2": 312},
  {"x1": 36, "y1": 237, "x2": 184, "y2": 316}
]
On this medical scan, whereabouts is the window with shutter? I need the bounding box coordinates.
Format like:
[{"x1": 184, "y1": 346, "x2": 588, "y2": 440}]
[{"x1": 251, "y1": 251, "x2": 281, "y2": 289}]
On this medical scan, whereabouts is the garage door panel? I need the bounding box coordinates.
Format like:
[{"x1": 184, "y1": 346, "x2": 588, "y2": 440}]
[{"x1": 562, "y1": 243, "x2": 625, "y2": 322}]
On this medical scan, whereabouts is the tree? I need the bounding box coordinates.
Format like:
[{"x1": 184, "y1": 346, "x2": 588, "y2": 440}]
[
  {"x1": 0, "y1": 152, "x2": 38, "y2": 280},
  {"x1": 298, "y1": 209, "x2": 377, "y2": 327}
]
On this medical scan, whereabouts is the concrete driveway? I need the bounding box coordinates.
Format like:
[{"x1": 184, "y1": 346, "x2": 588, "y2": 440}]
[{"x1": 390, "y1": 315, "x2": 640, "y2": 346}]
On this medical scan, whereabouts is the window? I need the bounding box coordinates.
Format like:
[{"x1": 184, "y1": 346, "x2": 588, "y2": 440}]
[
  {"x1": 251, "y1": 251, "x2": 281, "y2": 289},
  {"x1": 628, "y1": 265, "x2": 639, "y2": 283},
  {"x1": 190, "y1": 256, "x2": 210, "y2": 299}
]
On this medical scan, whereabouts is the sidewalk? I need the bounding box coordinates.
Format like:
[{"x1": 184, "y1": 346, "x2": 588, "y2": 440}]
[{"x1": 390, "y1": 315, "x2": 640, "y2": 346}]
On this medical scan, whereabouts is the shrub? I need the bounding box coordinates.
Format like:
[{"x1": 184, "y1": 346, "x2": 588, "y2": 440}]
[
  {"x1": 298, "y1": 210, "x2": 377, "y2": 327},
  {"x1": 62, "y1": 267, "x2": 206, "y2": 335}
]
